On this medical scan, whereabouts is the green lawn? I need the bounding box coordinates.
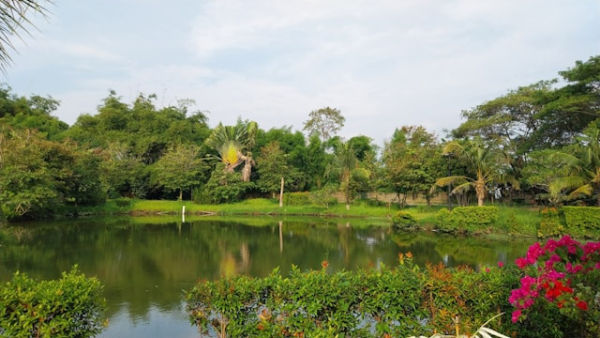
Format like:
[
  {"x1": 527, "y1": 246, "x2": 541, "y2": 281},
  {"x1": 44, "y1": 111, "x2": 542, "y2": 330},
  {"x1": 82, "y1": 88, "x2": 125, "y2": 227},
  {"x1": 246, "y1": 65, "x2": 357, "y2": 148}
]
[{"x1": 77, "y1": 198, "x2": 543, "y2": 236}]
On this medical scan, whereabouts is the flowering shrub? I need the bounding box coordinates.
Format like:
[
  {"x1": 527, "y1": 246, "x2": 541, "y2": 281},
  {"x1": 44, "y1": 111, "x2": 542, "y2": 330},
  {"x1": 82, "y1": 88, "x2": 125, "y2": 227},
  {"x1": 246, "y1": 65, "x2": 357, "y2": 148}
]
[{"x1": 510, "y1": 236, "x2": 600, "y2": 337}]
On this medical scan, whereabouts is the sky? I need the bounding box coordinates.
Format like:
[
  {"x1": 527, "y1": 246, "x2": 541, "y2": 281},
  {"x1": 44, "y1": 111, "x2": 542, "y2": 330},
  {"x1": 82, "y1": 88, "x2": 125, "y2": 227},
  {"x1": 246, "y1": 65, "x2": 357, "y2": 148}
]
[{"x1": 5, "y1": 0, "x2": 600, "y2": 144}]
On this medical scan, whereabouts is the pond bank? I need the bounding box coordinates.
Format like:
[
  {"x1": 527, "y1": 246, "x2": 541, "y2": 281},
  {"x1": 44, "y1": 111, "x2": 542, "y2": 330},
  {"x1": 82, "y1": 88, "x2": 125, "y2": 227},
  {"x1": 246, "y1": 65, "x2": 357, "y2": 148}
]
[{"x1": 70, "y1": 198, "x2": 551, "y2": 237}]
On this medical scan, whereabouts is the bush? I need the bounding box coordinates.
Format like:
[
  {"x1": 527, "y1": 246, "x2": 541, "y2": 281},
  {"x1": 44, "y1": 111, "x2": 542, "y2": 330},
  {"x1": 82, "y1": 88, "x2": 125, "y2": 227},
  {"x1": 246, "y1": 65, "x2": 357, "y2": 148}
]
[
  {"x1": 309, "y1": 185, "x2": 338, "y2": 209},
  {"x1": 0, "y1": 267, "x2": 106, "y2": 337},
  {"x1": 186, "y1": 258, "x2": 527, "y2": 337},
  {"x1": 563, "y1": 206, "x2": 600, "y2": 237},
  {"x1": 283, "y1": 192, "x2": 312, "y2": 206},
  {"x1": 201, "y1": 164, "x2": 255, "y2": 204},
  {"x1": 435, "y1": 208, "x2": 456, "y2": 232},
  {"x1": 538, "y1": 207, "x2": 564, "y2": 238},
  {"x1": 435, "y1": 206, "x2": 499, "y2": 233},
  {"x1": 392, "y1": 211, "x2": 417, "y2": 229},
  {"x1": 114, "y1": 197, "x2": 132, "y2": 207}
]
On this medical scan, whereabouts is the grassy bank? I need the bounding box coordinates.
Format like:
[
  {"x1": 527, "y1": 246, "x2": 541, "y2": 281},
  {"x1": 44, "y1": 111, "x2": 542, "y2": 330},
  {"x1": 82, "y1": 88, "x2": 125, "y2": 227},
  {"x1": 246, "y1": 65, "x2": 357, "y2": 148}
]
[{"x1": 76, "y1": 198, "x2": 543, "y2": 236}]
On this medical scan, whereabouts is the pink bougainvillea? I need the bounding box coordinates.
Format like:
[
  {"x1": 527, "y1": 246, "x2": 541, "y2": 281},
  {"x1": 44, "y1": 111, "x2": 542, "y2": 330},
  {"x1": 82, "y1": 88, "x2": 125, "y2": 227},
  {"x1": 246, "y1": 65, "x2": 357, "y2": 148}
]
[{"x1": 509, "y1": 235, "x2": 600, "y2": 323}]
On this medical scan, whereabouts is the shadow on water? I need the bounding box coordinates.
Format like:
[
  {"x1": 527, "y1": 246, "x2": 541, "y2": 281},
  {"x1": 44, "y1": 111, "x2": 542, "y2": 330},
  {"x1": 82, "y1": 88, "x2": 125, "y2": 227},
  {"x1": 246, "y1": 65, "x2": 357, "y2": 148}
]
[{"x1": 0, "y1": 216, "x2": 534, "y2": 337}]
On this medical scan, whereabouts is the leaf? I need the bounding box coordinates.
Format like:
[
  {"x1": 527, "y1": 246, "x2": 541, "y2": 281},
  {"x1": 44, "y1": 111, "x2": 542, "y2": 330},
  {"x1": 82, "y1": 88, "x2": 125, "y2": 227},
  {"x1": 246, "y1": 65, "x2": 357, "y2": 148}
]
[{"x1": 435, "y1": 176, "x2": 469, "y2": 187}]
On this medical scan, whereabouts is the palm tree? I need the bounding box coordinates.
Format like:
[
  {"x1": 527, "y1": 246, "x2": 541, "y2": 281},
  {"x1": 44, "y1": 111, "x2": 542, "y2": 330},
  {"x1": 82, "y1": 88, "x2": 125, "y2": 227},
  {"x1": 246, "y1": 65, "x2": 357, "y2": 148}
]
[
  {"x1": 0, "y1": 0, "x2": 48, "y2": 69},
  {"x1": 205, "y1": 120, "x2": 257, "y2": 182},
  {"x1": 435, "y1": 139, "x2": 508, "y2": 206},
  {"x1": 550, "y1": 125, "x2": 600, "y2": 205}
]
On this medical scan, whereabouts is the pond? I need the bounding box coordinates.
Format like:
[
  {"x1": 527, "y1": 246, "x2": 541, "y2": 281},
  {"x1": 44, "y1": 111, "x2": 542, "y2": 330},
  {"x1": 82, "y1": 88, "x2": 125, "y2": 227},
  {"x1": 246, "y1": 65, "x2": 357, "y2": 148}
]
[{"x1": 0, "y1": 216, "x2": 535, "y2": 337}]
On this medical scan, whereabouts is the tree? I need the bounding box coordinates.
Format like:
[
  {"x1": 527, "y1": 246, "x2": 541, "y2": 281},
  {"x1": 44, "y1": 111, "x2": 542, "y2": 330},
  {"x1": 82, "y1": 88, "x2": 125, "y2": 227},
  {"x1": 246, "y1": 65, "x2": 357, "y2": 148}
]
[
  {"x1": 303, "y1": 107, "x2": 345, "y2": 141},
  {"x1": 435, "y1": 139, "x2": 508, "y2": 206},
  {"x1": 326, "y1": 140, "x2": 360, "y2": 209},
  {"x1": 539, "y1": 123, "x2": 600, "y2": 206},
  {"x1": 0, "y1": 86, "x2": 67, "y2": 140},
  {"x1": 0, "y1": 128, "x2": 105, "y2": 219},
  {"x1": 0, "y1": 0, "x2": 49, "y2": 68},
  {"x1": 256, "y1": 141, "x2": 289, "y2": 197},
  {"x1": 522, "y1": 149, "x2": 573, "y2": 206},
  {"x1": 383, "y1": 126, "x2": 442, "y2": 207},
  {"x1": 205, "y1": 120, "x2": 258, "y2": 182},
  {"x1": 151, "y1": 145, "x2": 206, "y2": 201}
]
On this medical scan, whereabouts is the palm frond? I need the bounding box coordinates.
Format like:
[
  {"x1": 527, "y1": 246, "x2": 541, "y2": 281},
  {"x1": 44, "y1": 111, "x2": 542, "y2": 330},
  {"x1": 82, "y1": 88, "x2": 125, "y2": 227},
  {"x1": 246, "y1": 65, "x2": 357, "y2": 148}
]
[
  {"x1": 451, "y1": 182, "x2": 473, "y2": 195},
  {"x1": 0, "y1": 0, "x2": 49, "y2": 69},
  {"x1": 435, "y1": 175, "x2": 469, "y2": 187},
  {"x1": 567, "y1": 184, "x2": 593, "y2": 199},
  {"x1": 442, "y1": 141, "x2": 464, "y2": 156}
]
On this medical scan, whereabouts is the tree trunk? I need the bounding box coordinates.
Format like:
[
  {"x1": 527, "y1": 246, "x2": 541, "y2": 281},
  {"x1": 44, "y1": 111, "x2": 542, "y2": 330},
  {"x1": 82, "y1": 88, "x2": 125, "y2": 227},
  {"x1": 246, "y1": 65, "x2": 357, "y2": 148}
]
[
  {"x1": 179, "y1": 188, "x2": 183, "y2": 201},
  {"x1": 279, "y1": 177, "x2": 284, "y2": 208},
  {"x1": 239, "y1": 152, "x2": 254, "y2": 182},
  {"x1": 475, "y1": 171, "x2": 485, "y2": 207}
]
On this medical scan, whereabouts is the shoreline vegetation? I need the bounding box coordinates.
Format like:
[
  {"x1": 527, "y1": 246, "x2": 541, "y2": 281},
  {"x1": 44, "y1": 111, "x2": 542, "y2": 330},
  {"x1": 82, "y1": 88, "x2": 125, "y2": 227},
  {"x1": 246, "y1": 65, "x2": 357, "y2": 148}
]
[
  {"x1": 70, "y1": 197, "x2": 549, "y2": 236},
  {"x1": 65, "y1": 198, "x2": 600, "y2": 239}
]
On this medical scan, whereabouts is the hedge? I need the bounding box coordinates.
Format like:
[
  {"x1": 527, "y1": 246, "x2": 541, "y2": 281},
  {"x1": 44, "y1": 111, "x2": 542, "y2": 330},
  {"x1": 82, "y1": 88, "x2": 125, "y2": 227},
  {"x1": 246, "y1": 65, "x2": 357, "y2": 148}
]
[
  {"x1": 0, "y1": 267, "x2": 106, "y2": 337},
  {"x1": 563, "y1": 206, "x2": 600, "y2": 236},
  {"x1": 186, "y1": 260, "x2": 535, "y2": 337},
  {"x1": 435, "y1": 206, "x2": 499, "y2": 233}
]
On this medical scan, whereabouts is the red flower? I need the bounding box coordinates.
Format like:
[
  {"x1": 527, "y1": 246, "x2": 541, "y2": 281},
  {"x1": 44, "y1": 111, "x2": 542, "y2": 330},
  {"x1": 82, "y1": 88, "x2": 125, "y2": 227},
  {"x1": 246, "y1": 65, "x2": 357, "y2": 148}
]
[
  {"x1": 497, "y1": 261, "x2": 504, "y2": 268},
  {"x1": 321, "y1": 260, "x2": 329, "y2": 269},
  {"x1": 576, "y1": 301, "x2": 588, "y2": 311}
]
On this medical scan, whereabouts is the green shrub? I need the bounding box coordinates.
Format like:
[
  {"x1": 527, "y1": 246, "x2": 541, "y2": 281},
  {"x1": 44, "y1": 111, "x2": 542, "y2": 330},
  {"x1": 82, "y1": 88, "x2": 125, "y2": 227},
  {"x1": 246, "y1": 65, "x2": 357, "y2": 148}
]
[
  {"x1": 186, "y1": 261, "x2": 530, "y2": 337},
  {"x1": 563, "y1": 206, "x2": 600, "y2": 237},
  {"x1": 283, "y1": 192, "x2": 312, "y2": 205},
  {"x1": 114, "y1": 197, "x2": 132, "y2": 207},
  {"x1": 0, "y1": 267, "x2": 106, "y2": 337},
  {"x1": 435, "y1": 208, "x2": 456, "y2": 232},
  {"x1": 392, "y1": 211, "x2": 417, "y2": 229},
  {"x1": 435, "y1": 206, "x2": 499, "y2": 233},
  {"x1": 309, "y1": 187, "x2": 338, "y2": 209},
  {"x1": 537, "y1": 207, "x2": 564, "y2": 238}
]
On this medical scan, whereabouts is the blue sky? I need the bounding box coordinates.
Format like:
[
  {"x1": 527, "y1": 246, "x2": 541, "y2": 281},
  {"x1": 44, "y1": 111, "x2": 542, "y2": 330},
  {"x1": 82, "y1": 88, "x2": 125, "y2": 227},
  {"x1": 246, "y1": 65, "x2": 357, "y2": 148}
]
[{"x1": 6, "y1": 0, "x2": 600, "y2": 143}]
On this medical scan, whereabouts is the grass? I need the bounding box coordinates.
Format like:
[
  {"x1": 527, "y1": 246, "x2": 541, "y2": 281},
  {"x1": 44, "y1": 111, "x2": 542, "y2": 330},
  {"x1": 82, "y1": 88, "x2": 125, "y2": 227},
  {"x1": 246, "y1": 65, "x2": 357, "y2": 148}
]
[{"x1": 72, "y1": 198, "x2": 548, "y2": 236}]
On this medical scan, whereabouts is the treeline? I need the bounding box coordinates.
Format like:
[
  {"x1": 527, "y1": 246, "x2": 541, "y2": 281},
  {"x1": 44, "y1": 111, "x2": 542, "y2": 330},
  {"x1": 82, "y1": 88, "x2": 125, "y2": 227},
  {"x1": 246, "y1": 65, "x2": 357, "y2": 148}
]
[{"x1": 0, "y1": 55, "x2": 599, "y2": 220}]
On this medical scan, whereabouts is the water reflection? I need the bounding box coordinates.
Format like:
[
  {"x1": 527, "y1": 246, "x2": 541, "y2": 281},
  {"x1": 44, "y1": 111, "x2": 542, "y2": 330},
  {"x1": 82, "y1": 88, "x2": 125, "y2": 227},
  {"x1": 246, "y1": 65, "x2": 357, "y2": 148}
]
[{"x1": 0, "y1": 217, "x2": 533, "y2": 337}]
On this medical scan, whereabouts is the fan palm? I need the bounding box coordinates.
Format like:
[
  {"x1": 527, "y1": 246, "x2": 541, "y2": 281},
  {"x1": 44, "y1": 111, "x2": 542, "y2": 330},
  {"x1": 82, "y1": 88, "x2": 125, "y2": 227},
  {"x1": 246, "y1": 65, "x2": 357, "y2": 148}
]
[
  {"x1": 435, "y1": 139, "x2": 508, "y2": 206},
  {"x1": 205, "y1": 120, "x2": 257, "y2": 182}
]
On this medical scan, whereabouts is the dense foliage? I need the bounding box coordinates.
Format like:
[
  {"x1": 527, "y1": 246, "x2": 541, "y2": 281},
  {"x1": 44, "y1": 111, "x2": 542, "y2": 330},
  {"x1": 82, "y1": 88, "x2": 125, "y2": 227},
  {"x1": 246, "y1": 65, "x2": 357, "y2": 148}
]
[
  {"x1": 1, "y1": 55, "x2": 600, "y2": 220},
  {"x1": 0, "y1": 267, "x2": 105, "y2": 337}
]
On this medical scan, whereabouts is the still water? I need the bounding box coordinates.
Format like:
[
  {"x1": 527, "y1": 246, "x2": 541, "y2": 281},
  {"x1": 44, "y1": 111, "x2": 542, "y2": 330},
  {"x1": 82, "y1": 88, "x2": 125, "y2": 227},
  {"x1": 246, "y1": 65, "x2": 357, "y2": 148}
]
[{"x1": 0, "y1": 216, "x2": 534, "y2": 337}]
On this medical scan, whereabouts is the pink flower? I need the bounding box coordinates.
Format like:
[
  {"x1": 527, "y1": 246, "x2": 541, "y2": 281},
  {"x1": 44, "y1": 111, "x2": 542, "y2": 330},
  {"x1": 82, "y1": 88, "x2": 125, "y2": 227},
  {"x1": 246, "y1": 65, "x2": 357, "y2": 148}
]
[
  {"x1": 515, "y1": 257, "x2": 528, "y2": 269},
  {"x1": 511, "y1": 310, "x2": 522, "y2": 323},
  {"x1": 497, "y1": 261, "x2": 504, "y2": 268},
  {"x1": 485, "y1": 267, "x2": 491, "y2": 273}
]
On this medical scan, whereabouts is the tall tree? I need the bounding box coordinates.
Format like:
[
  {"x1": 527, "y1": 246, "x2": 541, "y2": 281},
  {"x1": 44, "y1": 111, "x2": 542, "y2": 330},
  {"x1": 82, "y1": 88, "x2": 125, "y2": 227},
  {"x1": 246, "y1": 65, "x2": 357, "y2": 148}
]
[{"x1": 303, "y1": 107, "x2": 345, "y2": 141}]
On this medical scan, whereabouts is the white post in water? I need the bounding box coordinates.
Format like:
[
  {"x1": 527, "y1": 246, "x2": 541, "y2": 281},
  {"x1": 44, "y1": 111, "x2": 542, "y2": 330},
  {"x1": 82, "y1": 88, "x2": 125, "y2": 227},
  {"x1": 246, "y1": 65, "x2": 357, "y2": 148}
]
[{"x1": 182, "y1": 205, "x2": 186, "y2": 223}]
